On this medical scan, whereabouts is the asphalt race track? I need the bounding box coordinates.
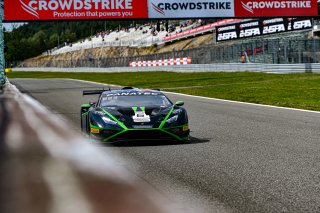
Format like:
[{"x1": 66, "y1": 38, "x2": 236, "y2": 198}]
[{"x1": 11, "y1": 78, "x2": 320, "y2": 213}]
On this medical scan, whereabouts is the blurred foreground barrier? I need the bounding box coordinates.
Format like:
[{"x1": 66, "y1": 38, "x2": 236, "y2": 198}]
[{"x1": 0, "y1": 81, "x2": 172, "y2": 213}]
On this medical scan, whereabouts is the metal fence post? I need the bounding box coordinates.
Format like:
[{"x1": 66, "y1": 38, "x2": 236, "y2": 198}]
[
  {"x1": 263, "y1": 40, "x2": 265, "y2": 63},
  {"x1": 0, "y1": 1, "x2": 6, "y2": 87},
  {"x1": 272, "y1": 44, "x2": 275, "y2": 64},
  {"x1": 313, "y1": 38, "x2": 316, "y2": 63},
  {"x1": 284, "y1": 45, "x2": 288, "y2": 63}
]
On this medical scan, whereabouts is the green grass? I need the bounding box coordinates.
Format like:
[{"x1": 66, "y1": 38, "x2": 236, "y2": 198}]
[{"x1": 7, "y1": 71, "x2": 320, "y2": 111}]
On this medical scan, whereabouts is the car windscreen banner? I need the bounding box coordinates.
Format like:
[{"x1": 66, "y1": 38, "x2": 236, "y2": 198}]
[
  {"x1": 148, "y1": 0, "x2": 235, "y2": 18},
  {"x1": 4, "y1": 0, "x2": 148, "y2": 21},
  {"x1": 216, "y1": 18, "x2": 313, "y2": 42}
]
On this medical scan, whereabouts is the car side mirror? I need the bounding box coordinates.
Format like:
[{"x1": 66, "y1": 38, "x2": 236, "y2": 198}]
[
  {"x1": 175, "y1": 101, "x2": 184, "y2": 106},
  {"x1": 81, "y1": 103, "x2": 95, "y2": 114}
]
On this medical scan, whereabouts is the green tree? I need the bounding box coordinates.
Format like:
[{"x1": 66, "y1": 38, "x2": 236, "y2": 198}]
[{"x1": 4, "y1": 20, "x2": 136, "y2": 63}]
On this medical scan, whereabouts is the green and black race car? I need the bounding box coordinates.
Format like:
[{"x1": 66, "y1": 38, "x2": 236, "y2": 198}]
[{"x1": 81, "y1": 87, "x2": 190, "y2": 142}]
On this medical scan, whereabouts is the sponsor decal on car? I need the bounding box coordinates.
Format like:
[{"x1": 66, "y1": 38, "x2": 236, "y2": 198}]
[
  {"x1": 183, "y1": 125, "x2": 189, "y2": 131},
  {"x1": 104, "y1": 92, "x2": 160, "y2": 97},
  {"x1": 90, "y1": 128, "x2": 100, "y2": 134},
  {"x1": 132, "y1": 112, "x2": 151, "y2": 123},
  {"x1": 132, "y1": 107, "x2": 151, "y2": 123},
  {"x1": 132, "y1": 125, "x2": 153, "y2": 128}
]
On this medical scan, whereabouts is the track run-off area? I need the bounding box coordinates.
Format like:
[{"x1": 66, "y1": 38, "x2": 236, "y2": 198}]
[{"x1": 10, "y1": 78, "x2": 320, "y2": 213}]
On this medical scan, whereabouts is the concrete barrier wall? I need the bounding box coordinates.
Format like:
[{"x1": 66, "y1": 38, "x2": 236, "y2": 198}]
[{"x1": 14, "y1": 63, "x2": 320, "y2": 73}]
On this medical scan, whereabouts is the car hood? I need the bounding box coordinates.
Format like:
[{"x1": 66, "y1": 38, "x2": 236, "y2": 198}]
[{"x1": 102, "y1": 106, "x2": 172, "y2": 129}]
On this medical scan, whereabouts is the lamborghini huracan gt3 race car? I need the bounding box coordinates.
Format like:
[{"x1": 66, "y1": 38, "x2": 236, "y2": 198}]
[{"x1": 81, "y1": 87, "x2": 190, "y2": 142}]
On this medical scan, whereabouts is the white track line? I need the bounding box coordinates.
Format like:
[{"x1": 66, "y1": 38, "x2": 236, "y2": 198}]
[
  {"x1": 165, "y1": 91, "x2": 320, "y2": 114},
  {"x1": 68, "y1": 78, "x2": 320, "y2": 114}
]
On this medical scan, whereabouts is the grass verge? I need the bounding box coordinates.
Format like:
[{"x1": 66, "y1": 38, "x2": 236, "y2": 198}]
[{"x1": 7, "y1": 71, "x2": 320, "y2": 111}]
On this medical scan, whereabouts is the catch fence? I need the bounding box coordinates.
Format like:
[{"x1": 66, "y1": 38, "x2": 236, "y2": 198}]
[{"x1": 18, "y1": 36, "x2": 320, "y2": 68}]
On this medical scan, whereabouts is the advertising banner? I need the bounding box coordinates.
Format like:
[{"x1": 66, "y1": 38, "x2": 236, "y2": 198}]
[
  {"x1": 163, "y1": 19, "x2": 239, "y2": 41},
  {"x1": 216, "y1": 24, "x2": 238, "y2": 41},
  {"x1": 216, "y1": 18, "x2": 313, "y2": 42},
  {"x1": 262, "y1": 18, "x2": 287, "y2": 35},
  {"x1": 3, "y1": 0, "x2": 319, "y2": 21},
  {"x1": 288, "y1": 18, "x2": 313, "y2": 31},
  {"x1": 148, "y1": 0, "x2": 235, "y2": 18},
  {"x1": 4, "y1": 0, "x2": 148, "y2": 21},
  {"x1": 234, "y1": 0, "x2": 318, "y2": 17},
  {"x1": 238, "y1": 20, "x2": 261, "y2": 38}
]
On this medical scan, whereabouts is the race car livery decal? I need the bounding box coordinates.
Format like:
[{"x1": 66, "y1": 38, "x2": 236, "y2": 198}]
[
  {"x1": 132, "y1": 106, "x2": 151, "y2": 123},
  {"x1": 183, "y1": 124, "x2": 189, "y2": 131},
  {"x1": 81, "y1": 88, "x2": 190, "y2": 142},
  {"x1": 104, "y1": 92, "x2": 160, "y2": 97},
  {"x1": 90, "y1": 128, "x2": 100, "y2": 133}
]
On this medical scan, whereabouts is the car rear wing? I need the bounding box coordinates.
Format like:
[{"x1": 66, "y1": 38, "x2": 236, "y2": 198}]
[{"x1": 83, "y1": 90, "x2": 109, "y2": 96}]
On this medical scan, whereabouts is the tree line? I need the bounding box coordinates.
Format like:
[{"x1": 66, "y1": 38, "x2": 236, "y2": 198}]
[{"x1": 4, "y1": 20, "x2": 140, "y2": 64}]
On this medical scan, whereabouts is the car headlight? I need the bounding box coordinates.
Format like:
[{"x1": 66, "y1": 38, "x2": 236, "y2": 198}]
[
  {"x1": 91, "y1": 112, "x2": 120, "y2": 128},
  {"x1": 172, "y1": 109, "x2": 182, "y2": 114},
  {"x1": 166, "y1": 115, "x2": 178, "y2": 124},
  {"x1": 102, "y1": 116, "x2": 118, "y2": 125}
]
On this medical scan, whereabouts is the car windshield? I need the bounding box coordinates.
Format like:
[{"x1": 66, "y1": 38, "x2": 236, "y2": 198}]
[{"x1": 99, "y1": 94, "x2": 172, "y2": 107}]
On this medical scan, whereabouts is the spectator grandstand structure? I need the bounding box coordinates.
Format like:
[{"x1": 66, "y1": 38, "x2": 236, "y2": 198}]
[
  {"x1": 19, "y1": 18, "x2": 320, "y2": 68},
  {"x1": 50, "y1": 19, "x2": 240, "y2": 55}
]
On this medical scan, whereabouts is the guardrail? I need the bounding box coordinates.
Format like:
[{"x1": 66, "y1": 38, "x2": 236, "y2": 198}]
[
  {"x1": 13, "y1": 63, "x2": 320, "y2": 74},
  {"x1": 0, "y1": 81, "x2": 172, "y2": 213}
]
